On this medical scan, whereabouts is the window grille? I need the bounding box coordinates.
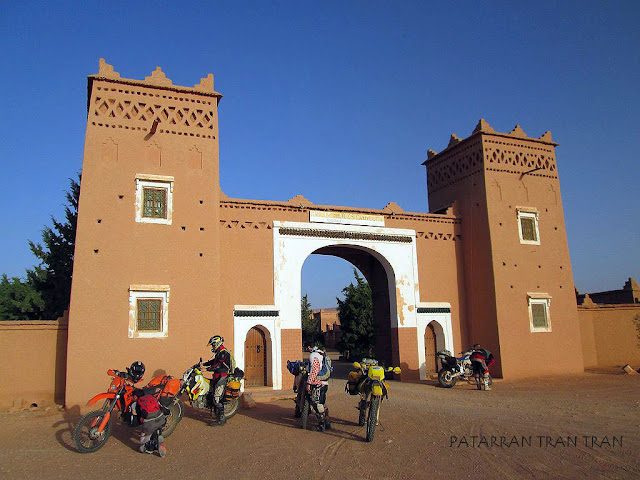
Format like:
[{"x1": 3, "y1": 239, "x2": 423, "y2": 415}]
[
  {"x1": 137, "y1": 299, "x2": 162, "y2": 331},
  {"x1": 531, "y1": 302, "x2": 548, "y2": 329},
  {"x1": 143, "y1": 188, "x2": 167, "y2": 219},
  {"x1": 520, "y1": 217, "x2": 537, "y2": 242}
]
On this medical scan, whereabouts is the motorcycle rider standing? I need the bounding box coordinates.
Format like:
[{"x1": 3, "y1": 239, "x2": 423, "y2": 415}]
[
  {"x1": 203, "y1": 335, "x2": 233, "y2": 425},
  {"x1": 470, "y1": 344, "x2": 494, "y2": 391},
  {"x1": 305, "y1": 344, "x2": 331, "y2": 431}
]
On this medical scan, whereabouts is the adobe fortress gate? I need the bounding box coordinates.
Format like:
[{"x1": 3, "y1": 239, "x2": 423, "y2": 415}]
[{"x1": 65, "y1": 61, "x2": 583, "y2": 406}]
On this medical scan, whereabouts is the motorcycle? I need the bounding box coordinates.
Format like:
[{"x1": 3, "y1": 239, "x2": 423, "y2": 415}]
[
  {"x1": 346, "y1": 359, "x2": 401, "y2": 442},
  {"x1": 72, "y1": 369, "x2": 182, "y2": 453},
  {"x1": 177, "y1": 359, "x2": 244, "y2": 421},
  {"x1": 286, "y1": 359, "x2": 309, "y2": 418},
  {"x1": 436, "y1": 349, "x2": 493, "y2": 388}
]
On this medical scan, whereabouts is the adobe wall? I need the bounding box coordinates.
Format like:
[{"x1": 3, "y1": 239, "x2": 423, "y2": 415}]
[
  {"x1": 578, "y1": 304, "x2": 640, "y2": 368},
  {"x1": 0, "y1": 317, "x2": 67, "y2": 409}
]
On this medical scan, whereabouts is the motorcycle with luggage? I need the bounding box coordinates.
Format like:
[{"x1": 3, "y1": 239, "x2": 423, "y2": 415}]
[
  {"x1": 72, "y1": 368, "x2": 182, "y2": 453},
  {"x1": 436, "y1": 349, "x2": 493, "y2": 388},
  {"x1": 345, "y1": 358, "x2": 401, "y2": 442},
  {"x1": 177, "y1": 358, "x2": 244, "y2": 421},
  {"x1": 286, "y1": 359, "x2": 309, "y2": 418}
]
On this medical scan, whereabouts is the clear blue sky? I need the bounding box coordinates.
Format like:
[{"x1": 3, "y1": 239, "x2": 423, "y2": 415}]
[{"x1": 1, "y1": 1, "x2": 638, "y2": 308}]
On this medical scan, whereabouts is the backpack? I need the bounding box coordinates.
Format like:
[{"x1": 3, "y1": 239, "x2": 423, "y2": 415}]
[
  {"x1": 136, "y1": 394, "x2": 161, "y2": 420},
  {"x1": 316, "y1": 354, "x2": 332, "y2": 381}
]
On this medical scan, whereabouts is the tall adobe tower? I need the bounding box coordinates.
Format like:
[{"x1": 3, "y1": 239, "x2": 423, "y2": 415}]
[
  {"x1": 424, "y1": 119, "x2": 584, "y2": 378},
  {"x1": 66, "y1": 60, "x2": 223, "y2": 406}
]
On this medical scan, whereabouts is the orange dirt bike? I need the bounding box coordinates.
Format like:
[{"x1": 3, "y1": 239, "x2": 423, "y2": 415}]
[{"x1": 72, "y1": 369, "x2": 182, "y2": 453}]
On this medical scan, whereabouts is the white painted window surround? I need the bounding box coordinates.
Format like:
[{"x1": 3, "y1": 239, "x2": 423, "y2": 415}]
[
  {"x1": 517, "y1": 207, "x2": 540, "y2": 245},
  {"x1": 134, "y1": 174, "x2": 174, "y2": 225},
  {"x1": 128, "y1": 285, "x2": 170, "y2": 338},
  {"x1": 527, "y1": 292, "x2": 551, "y2": 333}
]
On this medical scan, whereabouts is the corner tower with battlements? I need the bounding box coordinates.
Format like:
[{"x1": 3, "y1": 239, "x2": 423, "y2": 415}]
[
  {"x1": 424, "y1": 119, "x2": 584, "y2": 377},
  {"x1": 66, "y1": 60, "x2": 225, "y2": 406}
]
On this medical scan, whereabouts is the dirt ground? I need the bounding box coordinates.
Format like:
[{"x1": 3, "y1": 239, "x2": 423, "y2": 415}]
[{"x1": 1, "y1": 364, "x2": 638, "y2": 480}]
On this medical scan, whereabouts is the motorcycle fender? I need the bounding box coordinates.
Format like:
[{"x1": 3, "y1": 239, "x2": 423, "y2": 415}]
[
  {"x1": 87, "y1": 392, "x2": 116, "y2": 406},
  {"x1": 372, "y1": 384, "x2": 383, "y2": 396}
]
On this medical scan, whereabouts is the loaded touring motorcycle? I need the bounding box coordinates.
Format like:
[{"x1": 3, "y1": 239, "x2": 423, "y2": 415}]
[
  {"x1": 346, "y1": 359, "x2": 401, "y2": 442},
  {"x1": 73, "y1": 368, "x2": 182, "y2": 453},
  {"x1": 179, "y1": 358, "x2": 244, "y2": 422},
  {"x1": 436, "y1": 349, "x2": 493, "y2": 388}
]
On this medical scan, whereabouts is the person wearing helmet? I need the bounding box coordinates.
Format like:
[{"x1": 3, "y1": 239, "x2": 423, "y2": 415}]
[
  {"x1": 470, "y1": 344, "x2": 495, "y2": 391},
  {"x1": 203, "y1": 335, "x2": 234, "y2": 426},
  {"x1": 305, "y1": 343, "x2": 331, "y2": 431}
]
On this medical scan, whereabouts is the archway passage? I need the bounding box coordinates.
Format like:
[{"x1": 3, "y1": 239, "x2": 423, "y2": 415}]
[
  {"x1": 312, "y1": 245, "x2": 395, "y2": 367},
  {"x1": 244, "y1": 327, "x2": 267, "y2": 387},
  {"x1": 424, "y1": 324, "x2": 437, "y2": 374}
]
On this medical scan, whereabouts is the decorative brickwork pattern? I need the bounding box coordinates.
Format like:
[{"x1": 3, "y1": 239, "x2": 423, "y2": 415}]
[
  {"x1": 427, "y1": 141, "x2": 484, "y2": 193},
  {"x1": 90, "y1": 85, "x2": 216, "y2": 138}
]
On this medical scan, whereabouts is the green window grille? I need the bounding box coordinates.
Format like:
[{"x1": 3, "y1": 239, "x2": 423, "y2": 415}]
[
  {"x1": 137, "y1": 299, "x2": 162, "y2": 331},
  {"x1": 531, "y1": 302, "x2": 548, "y2": 329},
  {"x1": 520, "y1": 216, "x2": 537, "y2": 241},
  {"x1": 143, "y1": 188, "x2": 167, "y2": 219}
]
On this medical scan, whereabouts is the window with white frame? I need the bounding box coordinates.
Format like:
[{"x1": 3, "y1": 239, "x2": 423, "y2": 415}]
[
  {"x1": 517, "y1": 208, "x2": 540, "y2": 245},
  {"x1": 128, "y1": 285, "x2": 169, "y2": 338},
  {"x1": 528, "y1": 293, "x2": 551, "y2": 332},
  {"x1": 135, "y1": 174, "x2": 174, "y2": 225}
]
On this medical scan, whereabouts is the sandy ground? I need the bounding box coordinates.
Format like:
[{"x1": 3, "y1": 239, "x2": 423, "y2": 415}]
[{"x1": 0, "y1": 363, "x2": 638, "y2": 480}]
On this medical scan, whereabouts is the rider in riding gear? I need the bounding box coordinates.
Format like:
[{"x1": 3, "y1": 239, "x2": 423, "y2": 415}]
[
  {"x1": 470, "y1": 344, "x2": 493, "y2": 391},
  {"x1": 132, "y1": 387, "x2": 167, "y2": 457},
  {"x1": 305, "y1": 343, "x2": 331, "y2": 431},
  {"x1": 203, "y1": 335, "x2": 233, "y2": 425}
]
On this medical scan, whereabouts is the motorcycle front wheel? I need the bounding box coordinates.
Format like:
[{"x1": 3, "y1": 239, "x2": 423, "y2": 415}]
[
  {"x1": 358, "y1": 399, "x2": 367, "y2": 426},
  {"x1": 161, "y1": 399, "x2": 183, "y2": 437},
  {"x1": 73, "y1": 410, "x2": 113, "y2": 453},
  {"x1": 300, "y1": 398, "x2": 311, "y2": 430},
  {"x1": 365, "y1": 396, "x2": 380, "y2": 442},
  {"x1": 438, "y1": 369, "x2": 457, "y2": 388}
]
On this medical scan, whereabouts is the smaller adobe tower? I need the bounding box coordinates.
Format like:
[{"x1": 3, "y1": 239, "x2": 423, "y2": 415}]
[{"x1": 424, "y1": 120, "x2": 584, "y2": 378}]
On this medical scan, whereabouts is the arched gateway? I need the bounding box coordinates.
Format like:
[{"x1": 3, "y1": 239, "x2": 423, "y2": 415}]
[
  {"x1": 64, "y1": 61, "x2": 585, "y2": 407},
  {"x1": 231, "y1": 220, "x2": 454, "y2": 390}
]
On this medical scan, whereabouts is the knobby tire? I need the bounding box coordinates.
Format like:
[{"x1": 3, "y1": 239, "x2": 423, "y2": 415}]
[{"x1": 366, "y1": 396, "x2": 380, "y2": 442}]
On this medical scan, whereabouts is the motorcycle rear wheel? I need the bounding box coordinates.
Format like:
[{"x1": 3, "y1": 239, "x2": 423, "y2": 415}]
[
  {"x1": 224, "y1": 398, "x2": 240, "y2": 420},
  {"x1": 161, "y1": 399, "x2": 183, "y2": 437},
  {"x1": 73, "y1": 410, "x2": 113, "y2": 453},
  {"x1": 438, "y1": 369, "x2": 457, "y2": 388},
  {"x1": 300, "y1": 398, "x2": 311, "y2": 430},
  {"x1": 365, "y1": 396, "x2": 380, "y2": 442}
]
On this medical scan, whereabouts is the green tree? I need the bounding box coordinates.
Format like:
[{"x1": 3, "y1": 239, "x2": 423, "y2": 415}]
[
  {"x1": 0, "y1": 274, "x2": 43, "y2": 320},
  {"x1": 336, "y1": 268, "x2": 373, "y2": 360},
  {"x1": 301, "y1": 293, "x2": 319, "y2": 346},
  {"x1": 0, "y1": 175, "x2": 80, "y2": 320},
  {"x1": 27, "y1": 175, "x2": 79, "y2": 319}
]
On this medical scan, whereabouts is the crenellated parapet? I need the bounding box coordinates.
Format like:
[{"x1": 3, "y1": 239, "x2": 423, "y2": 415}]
[
  {"x1": 88, "y1": 59, "x2": 221, "y2": 139},
  {"x1": 424, "y1": 118, "x2": 559, "y2": 194}
]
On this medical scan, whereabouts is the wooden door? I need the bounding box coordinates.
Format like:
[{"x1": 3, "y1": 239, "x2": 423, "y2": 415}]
[
  {"x1": 244, "y1": 327, "x2": 267, "y2": 387},
  {"x1": 424, "y1": 324, "x2": 437, "y2": 374}
]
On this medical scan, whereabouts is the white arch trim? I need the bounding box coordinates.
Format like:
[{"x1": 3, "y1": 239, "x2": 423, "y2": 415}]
[
  {"x1": 273, "y1": 221, "x2": 420, "y2": 331},
  {"x1": 416, "y1": 302, "x2": 454, "y2": 380},
  {"x1": 233, "y1": 305, "x2": 281, "y2": 390}
]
